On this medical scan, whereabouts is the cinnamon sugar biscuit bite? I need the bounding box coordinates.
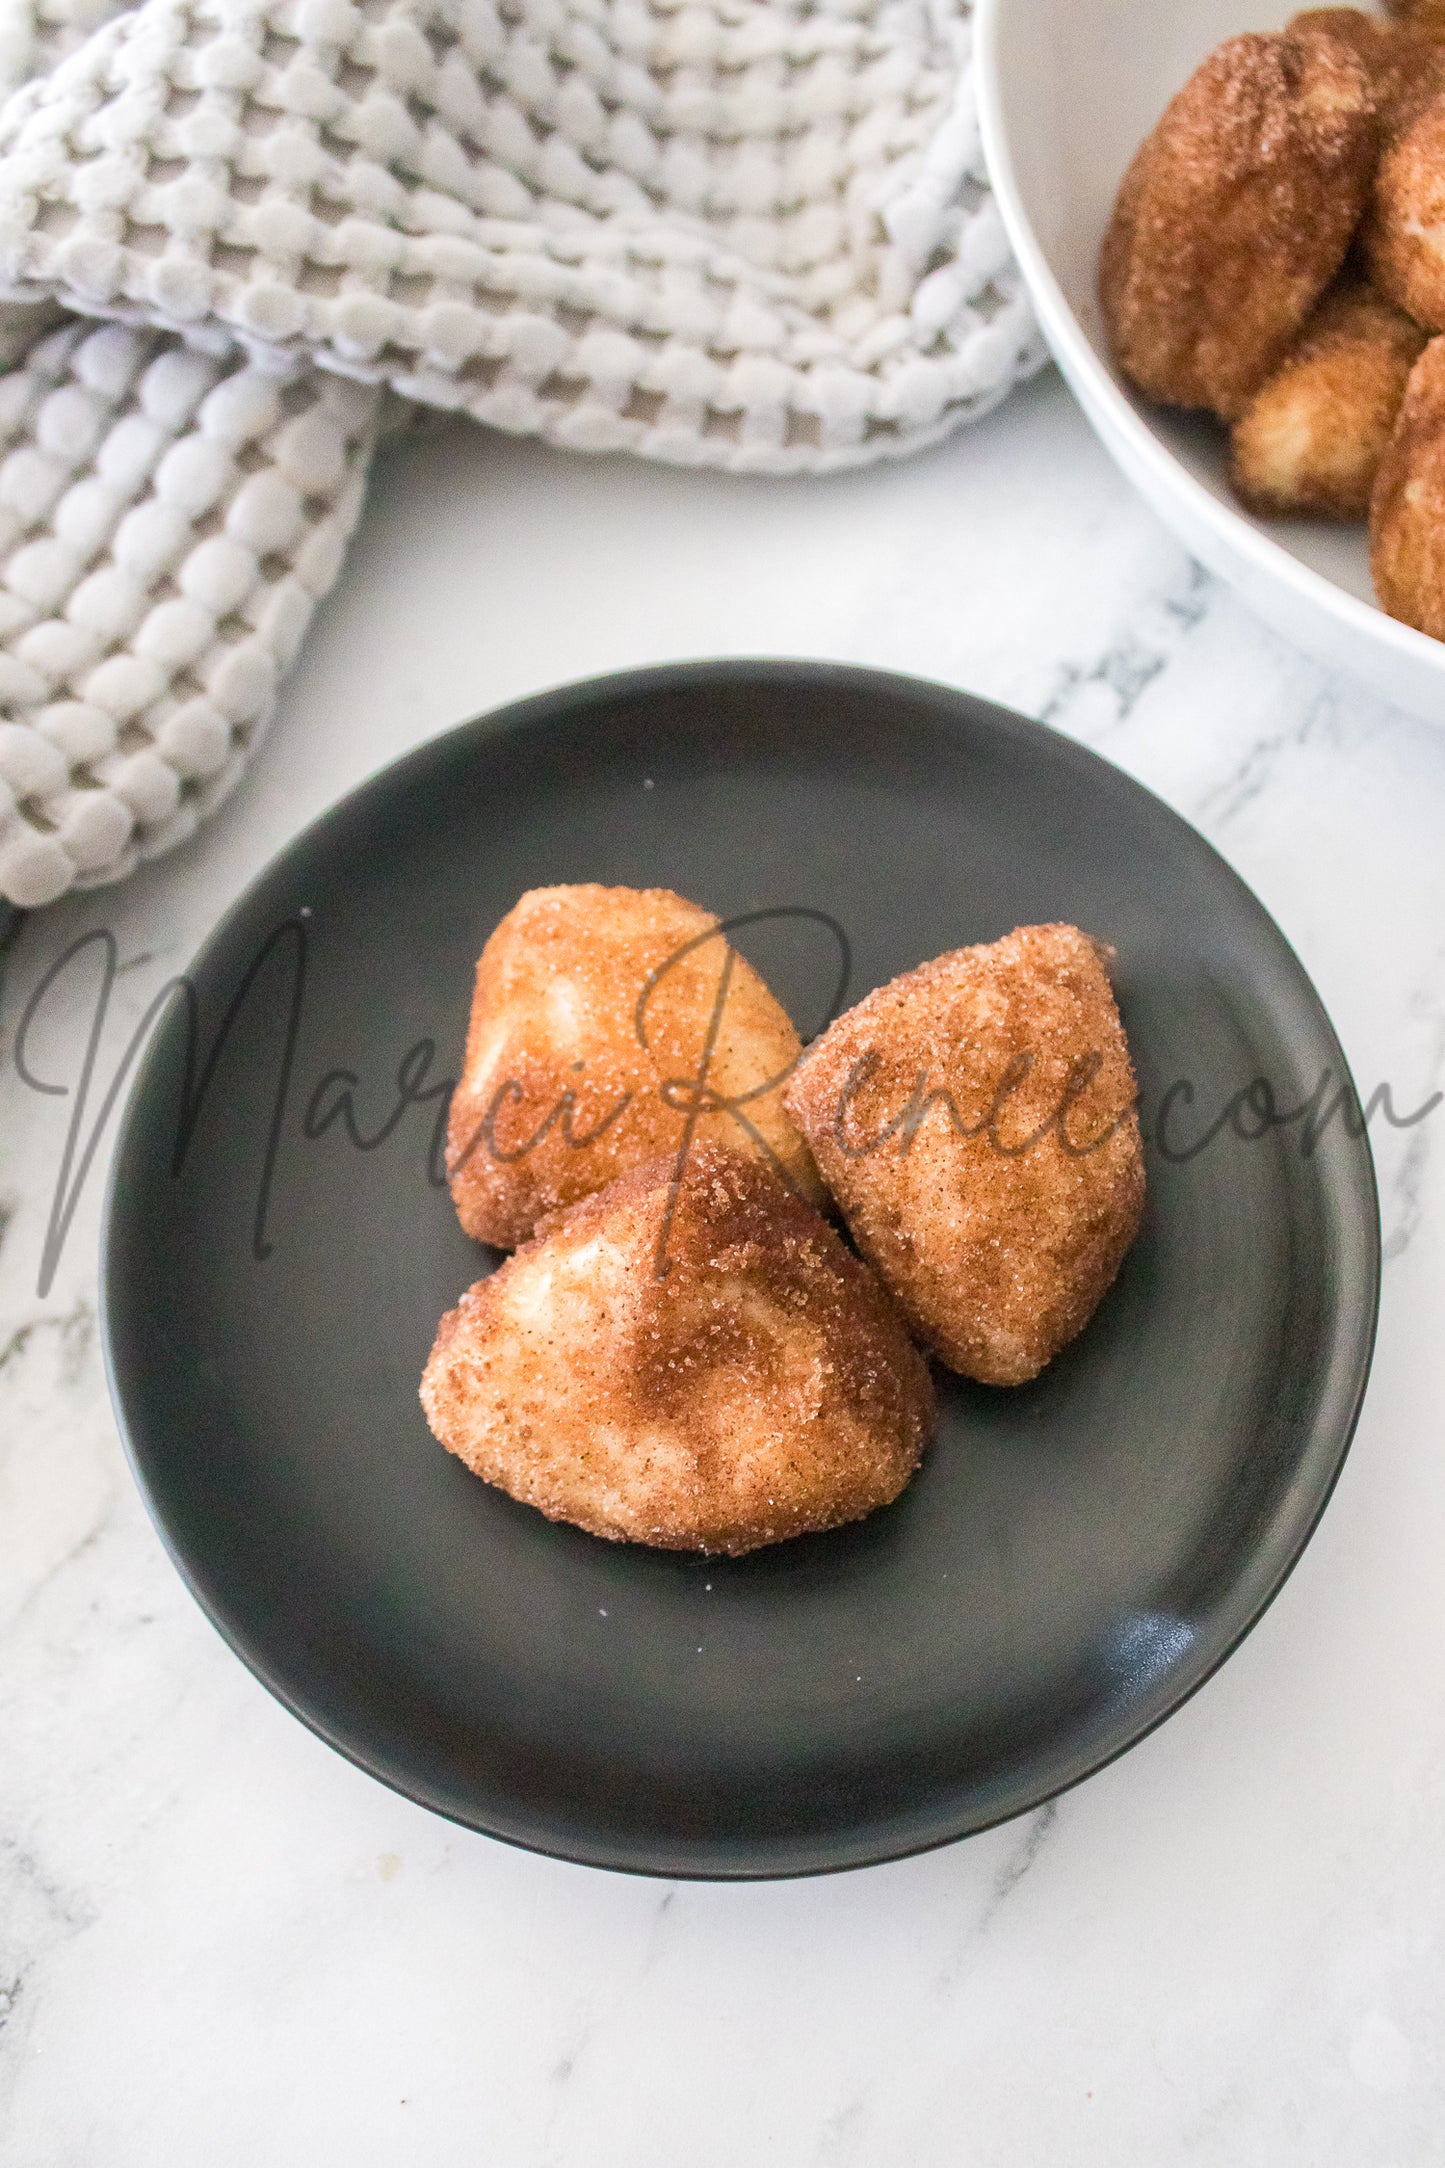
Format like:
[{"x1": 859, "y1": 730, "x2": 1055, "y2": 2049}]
[
  {"x1": 421, "y1": 1144, "x2": 935, "y2": 1554},
  {"x1": 1290, "y1": 9, "x2": 1445, "y2": 128},
  {"x1": 1291, "y1": 7, "x2": 1394, "y2": 64},
  {"x1": 1364, "y1": 88, "x2": 1445, "y2": 328},
  {"x1": 1100, "y1": 30, "x2": 1378, "y2": 419},
  {"x1": 1370, "y1": 334, "x2": 1445, "y2": 634},
  {"x1": 784, "y1": 925, "x2": 1145, "y2": 1388},
  {"x1": 1384, "y1": 0, "x2": 1445, "y2": 27},
  {"x1": 1230, "y1": 278, "x2": 1426, "y2": 517},
  {"x1": 447, "y1": 884, "x2": 822, "y2": 1249}
]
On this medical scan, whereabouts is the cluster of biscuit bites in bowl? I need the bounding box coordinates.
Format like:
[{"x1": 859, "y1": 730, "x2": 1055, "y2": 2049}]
[
  {"x1": 1100, "y1": 0, "x2": 1445, "y2": 639},
  {"x1": 419, "y1": 885, "x2": 1145, "y2": 1557}
]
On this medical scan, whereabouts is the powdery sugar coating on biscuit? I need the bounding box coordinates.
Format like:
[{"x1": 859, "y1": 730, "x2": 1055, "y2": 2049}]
[
  {"x1": 1364, "y1": 85, "x2": 1445, "y2": 329},
  {"x1": 1100, "y1": 30, "x2": 1378, "y2": 421},
  {"x1": 421, "y1": 1141, "x2": 935, "y2": 1555},
  {"x1": 447, "y1": 882, "x2": 822, "y2": 1249},
  {"x1": 1290, "y1": 9, "x2": 1445, "y2": 132},
  {"x1": 1386, "y1": 0, "x2": 1445, "y2": 27},
  {"x1": 785, "y1": 923, "x2": 1145, "y2": 1388},
  {"x1": 1230, "y1": 277, "x2": 1425, "y2": 519},
  {"x1": 1370, "y1": 333, "x2": 1445, "y2": 636}
]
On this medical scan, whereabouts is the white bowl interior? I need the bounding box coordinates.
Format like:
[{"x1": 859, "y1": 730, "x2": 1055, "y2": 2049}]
[{"x1": 978, "y1": 0, "x2": 1445, "y2": 716}]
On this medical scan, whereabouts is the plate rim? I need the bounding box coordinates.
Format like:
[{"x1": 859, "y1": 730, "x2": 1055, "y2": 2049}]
[{"x1": 99, "y1": 656, "x2": 1383, "y2": 1879}]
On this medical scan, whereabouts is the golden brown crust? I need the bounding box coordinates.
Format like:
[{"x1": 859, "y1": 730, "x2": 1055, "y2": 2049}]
[
  {"x1": 420, "y1": 1142, "x2": 936, "y2": 1555},
  {"x1": 1290, "y1": 10, "x2": 1445, "y2": 130},
  {"x1": 1291, "y1": 8, "x2": 1391, "y2": 63},
  {"x1": 1370, "y1": 333, "x2": 1445, "y2": 633},
  {"x1": 1100, "y1": 30, "x2": 1378, "y2": 420},
  {"x1": 1384, "y1": 0, "x2": 1445, "y2": 28},
  {"x1": 1362, "y1": 87, "x2": 1445, "y2": 327},
  {"x1": 1230, "y1": 277, "x2": 1426, "y2": 517},
  {"x1": 446, "y1": 883, "x2": 823, "y2": 1249},
  {"x1": 784, "y1": 925, "x2": 1145, "y2": 1388}
]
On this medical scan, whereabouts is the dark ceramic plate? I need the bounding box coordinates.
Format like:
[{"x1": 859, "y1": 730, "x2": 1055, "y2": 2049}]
[{"x1": 102, "y1": 662, "x2": 1380, "y2": 1878}]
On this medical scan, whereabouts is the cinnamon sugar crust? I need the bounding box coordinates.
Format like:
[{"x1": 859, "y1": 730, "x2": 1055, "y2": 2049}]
[
  {"x1": 446, "y1": 883, "x2": 823, "y2": 1249},
  {"x1": 1370, "y1": 333, "x2": 1445, "y2": 633},
  {"x1": 1363, "y1": 85, "x2": 1445, "y2": 329},
  {"x1": 1290, "y1": 10, "x2": 1445, "y2": 130},
  {"x1": 784, "y1": 924, "x2": 1145, "y2": 1388},
  {"x1": 1385, "y1": 0, "x2": 1445, "y2": 28},
  {"x1": 1100, "y1": 30, "x2": 1378, "y2": 420},
  {"x1": 1230, "y1": 276, "x2": 1426, "y2": 517},
  {"x1": 421, "y1": 1143, "x2": 935, "y2": 1554}
]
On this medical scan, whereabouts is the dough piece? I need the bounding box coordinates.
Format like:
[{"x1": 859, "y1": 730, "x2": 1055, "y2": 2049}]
[
  {"x1": 1371, "y1": 333, "x2": 1445, "y2": 634},
  {"x1": 784, "y1": 924, "x2": 1145, "y2": 1388},
  {"x1": 447, "y1": 884, "x2": 822, "y2": 1248},
  {"x1": 1230, "y1": 278, "x2": 1426, "y2": 516},
  {"x1": 1100, "y1": 31, "x2": 1378, "y2": 419},
  {"x1": 421, "y1": 1143, "x2": 935, "y2": 1554},
  {"x1": 1385, "y1": 0, "x2": 1445, "y2": 27},
  {"x1": 1290, "y1": 10, "x2": 1445, "y2": 129},
  {"x1": 1363, "y1": 87, "x2": 1445, "y2": 327}
]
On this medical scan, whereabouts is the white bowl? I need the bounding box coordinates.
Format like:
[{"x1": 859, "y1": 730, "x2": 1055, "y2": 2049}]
[{"x1": 975, "y1": 0, "x2": 1445, "y2": 722}]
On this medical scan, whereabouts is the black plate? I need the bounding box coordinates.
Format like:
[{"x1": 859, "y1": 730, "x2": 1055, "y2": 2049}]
[{"x1": 101, "y1": 662, "x2": 1380, "y2": 1878}]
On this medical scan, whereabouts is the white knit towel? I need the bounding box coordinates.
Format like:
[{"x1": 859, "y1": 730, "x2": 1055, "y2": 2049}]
[{"x1": 0, "y1": 0, "x2": 1041, "y2": 907}]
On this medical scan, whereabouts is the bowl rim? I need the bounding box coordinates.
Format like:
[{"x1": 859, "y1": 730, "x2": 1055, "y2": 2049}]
[{"x1": 972, "y1": 0, "x2": 1445, "y2": 689}]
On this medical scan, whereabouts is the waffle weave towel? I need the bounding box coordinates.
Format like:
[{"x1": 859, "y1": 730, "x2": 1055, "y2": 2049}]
[{"x1": 0, "y1": 0, "x2": 1040, "y2": 906}]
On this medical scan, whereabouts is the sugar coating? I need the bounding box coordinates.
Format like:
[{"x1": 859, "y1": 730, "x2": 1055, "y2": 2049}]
[
  {"x1": 1100, "y1": 29, "x2": 1377, "y2": 421},
  {"x1": 1386, "y1": 0, "x2": 1445, "y2": 30},
  {"x1": 1291, "y1": 9, "x2": 1445, "y2": 131},
  {"x1": 1370, "y1": 334, "x2": 1445, "y2": 636},
  {"x1": 1365, "y1": 84, "x2": 1445, "y2": 331},
  {"x1": 785, "y1": 923, "x2": 1146, "y2": 1388},
  {"x1": 1231, "y1": 277, "x2": 1425, "y2": 519},
  {"x1": 447, "y1": 883, "x2": 824, "y2": 1249},
  {"x1": 421, "y1": 1141, "x2": 935, "y2": 1555}
]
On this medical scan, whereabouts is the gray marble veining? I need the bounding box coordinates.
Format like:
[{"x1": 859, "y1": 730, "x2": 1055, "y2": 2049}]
[{"x1": 1, "y1": 371, "x2": 1443, "y2": 2165}]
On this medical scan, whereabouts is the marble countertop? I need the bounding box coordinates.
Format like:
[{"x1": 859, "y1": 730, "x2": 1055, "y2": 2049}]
[{"x1": 3, "y1": 366, "x2": 1444, "y2": 2164}]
